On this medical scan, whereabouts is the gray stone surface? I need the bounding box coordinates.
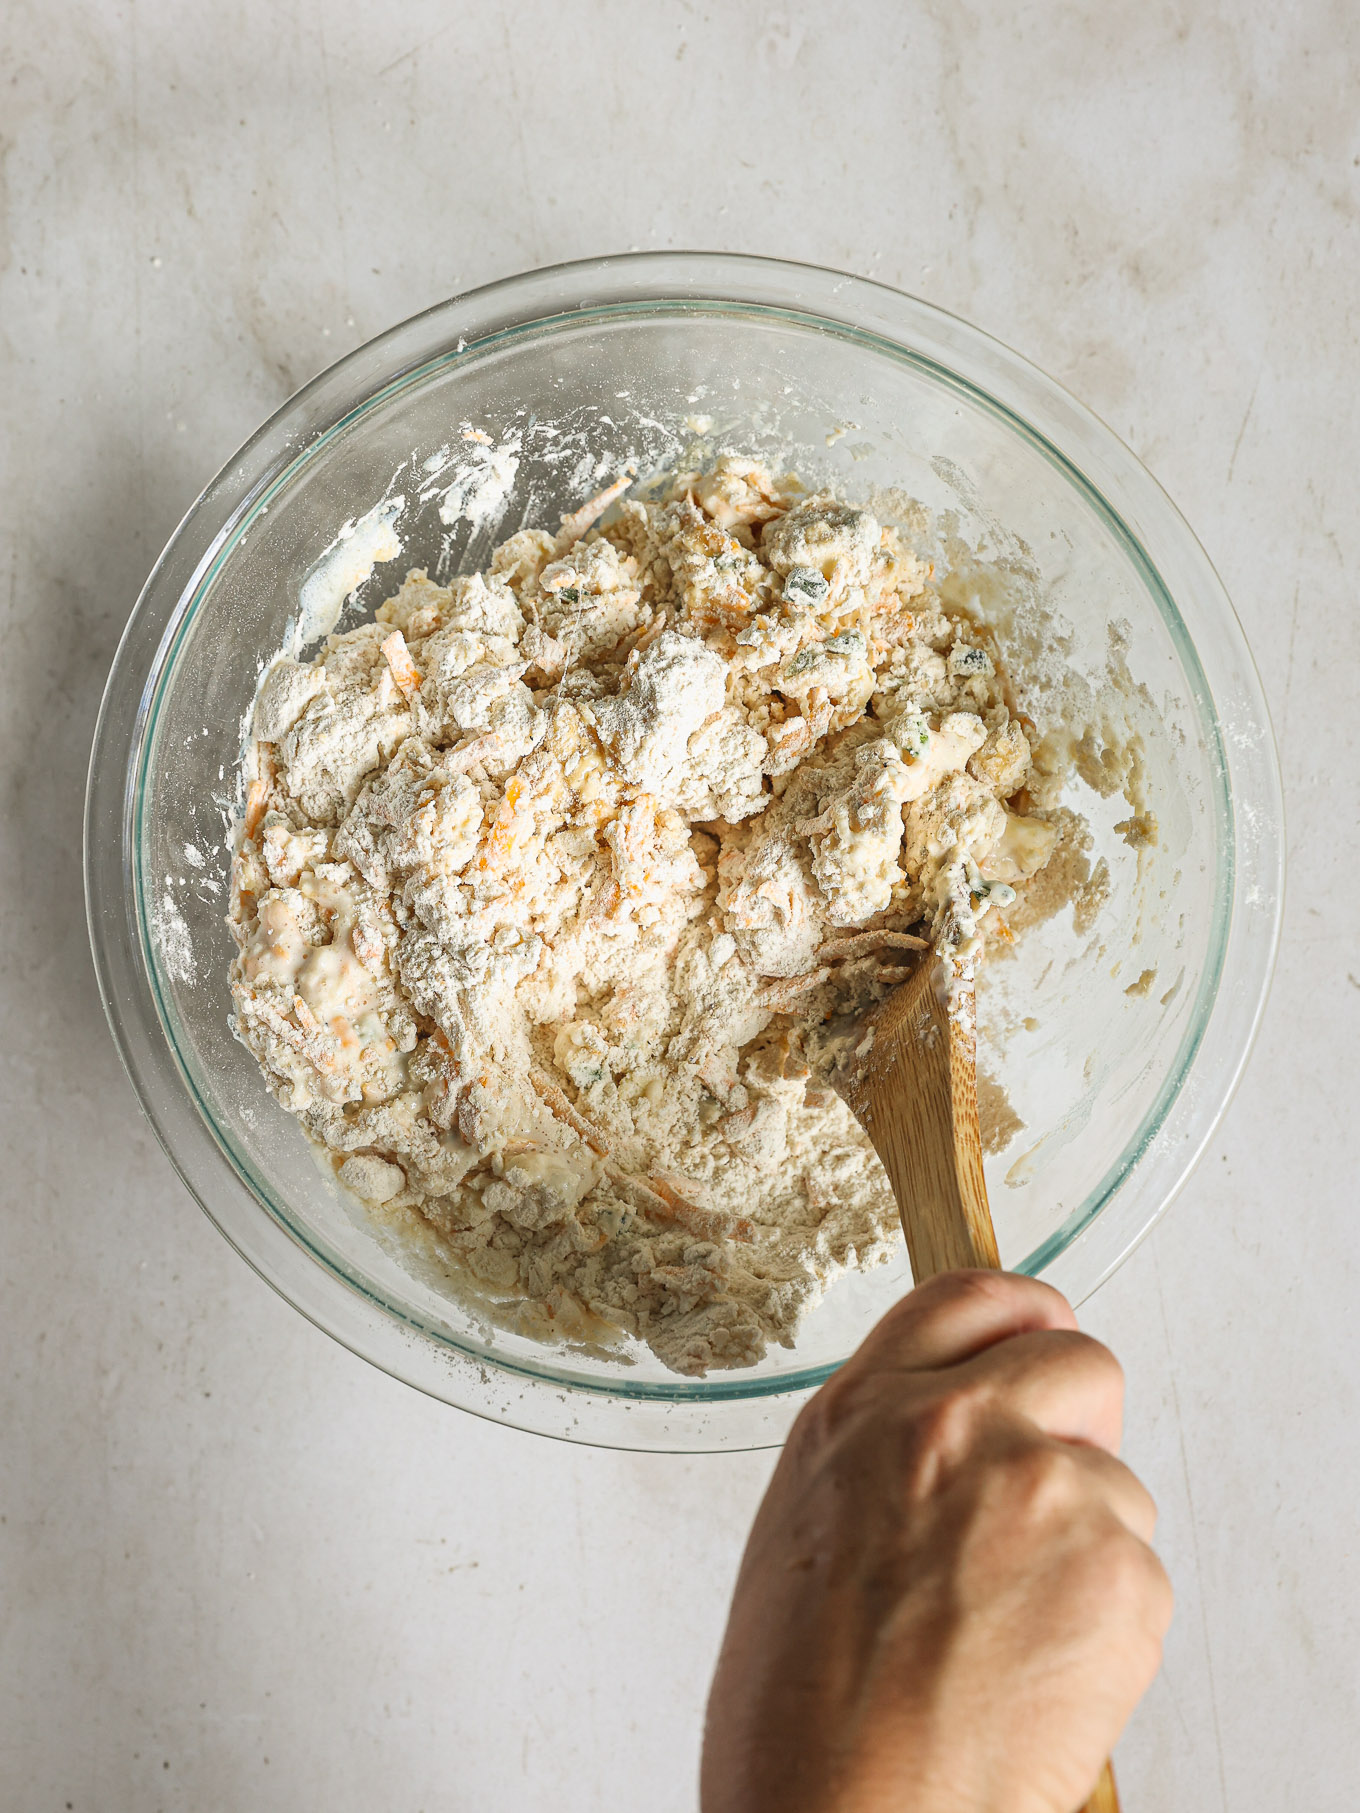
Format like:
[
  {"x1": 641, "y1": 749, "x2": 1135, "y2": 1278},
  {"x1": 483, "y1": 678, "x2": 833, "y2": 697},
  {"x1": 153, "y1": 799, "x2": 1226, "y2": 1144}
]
[{"x1": 2, "y1": 2, "x2": 1356, "y2": 1806}]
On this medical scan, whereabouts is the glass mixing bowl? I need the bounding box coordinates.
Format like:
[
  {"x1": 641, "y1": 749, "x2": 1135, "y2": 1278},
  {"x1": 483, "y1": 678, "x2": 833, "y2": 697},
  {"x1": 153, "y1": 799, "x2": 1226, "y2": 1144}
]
[{"x1": 85, "y1": 253, "x2": 1282, "y2": 1451}]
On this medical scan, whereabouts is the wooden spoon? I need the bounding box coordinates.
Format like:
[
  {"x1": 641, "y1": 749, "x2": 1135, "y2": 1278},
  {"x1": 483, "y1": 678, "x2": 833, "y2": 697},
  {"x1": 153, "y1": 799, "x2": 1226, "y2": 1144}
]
[{"x1": 839, "y1": 932, "x2": 1121, "y2": 1813}]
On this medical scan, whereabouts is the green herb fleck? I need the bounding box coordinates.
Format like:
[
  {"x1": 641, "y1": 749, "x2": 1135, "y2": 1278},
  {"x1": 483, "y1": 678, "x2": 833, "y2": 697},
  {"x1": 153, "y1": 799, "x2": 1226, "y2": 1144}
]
[{"x1": 784, "y1": 566, "x2": 830, "y2": 606}]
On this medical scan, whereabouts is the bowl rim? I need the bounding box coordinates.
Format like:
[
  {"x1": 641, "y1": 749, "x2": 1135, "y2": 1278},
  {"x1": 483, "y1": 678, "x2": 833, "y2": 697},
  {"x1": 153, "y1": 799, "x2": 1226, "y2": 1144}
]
[{"x1": 85, "y1": 250, "x2": 1284, "y2": 1450}]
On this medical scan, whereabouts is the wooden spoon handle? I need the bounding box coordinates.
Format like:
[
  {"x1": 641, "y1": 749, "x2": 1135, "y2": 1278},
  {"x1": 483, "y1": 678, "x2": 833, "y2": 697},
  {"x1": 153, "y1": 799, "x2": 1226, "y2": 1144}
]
[
  {"x1": 860, "y1": 953, "x2": 1121, "y2": 1813},
  {"x1": 1085, "y1": 1760, "x2": 1121, "y2": 1811},
  {"x1": 858, "y1": 950, "x2": 998, "y2": 1278}
]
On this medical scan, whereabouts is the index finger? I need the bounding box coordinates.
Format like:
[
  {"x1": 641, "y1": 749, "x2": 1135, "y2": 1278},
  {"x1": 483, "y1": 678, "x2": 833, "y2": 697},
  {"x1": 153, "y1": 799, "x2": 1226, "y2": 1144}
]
[{"x1": 847, "y1": 1270, "x2": 1080, "y2": 1375}]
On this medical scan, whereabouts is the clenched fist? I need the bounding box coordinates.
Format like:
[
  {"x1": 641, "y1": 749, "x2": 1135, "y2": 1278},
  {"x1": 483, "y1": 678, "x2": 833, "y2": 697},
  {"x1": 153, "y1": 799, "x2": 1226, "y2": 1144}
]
[{"x1": 702, "y1": 1271, "x2": 1172, "y2": 1813}]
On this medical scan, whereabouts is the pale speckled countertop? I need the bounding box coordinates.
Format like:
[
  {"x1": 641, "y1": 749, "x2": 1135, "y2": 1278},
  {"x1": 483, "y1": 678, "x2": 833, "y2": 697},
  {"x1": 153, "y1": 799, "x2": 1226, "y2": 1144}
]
[{"x1": 3, "y1": 3, "x2": 1358, "y2": 1807}]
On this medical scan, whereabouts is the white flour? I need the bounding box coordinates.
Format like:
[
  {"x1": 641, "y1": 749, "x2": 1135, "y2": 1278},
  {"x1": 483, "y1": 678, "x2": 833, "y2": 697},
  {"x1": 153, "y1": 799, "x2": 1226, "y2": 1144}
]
[{"x1": 435, "y1": 427, "x2": 521, "y2": 534}]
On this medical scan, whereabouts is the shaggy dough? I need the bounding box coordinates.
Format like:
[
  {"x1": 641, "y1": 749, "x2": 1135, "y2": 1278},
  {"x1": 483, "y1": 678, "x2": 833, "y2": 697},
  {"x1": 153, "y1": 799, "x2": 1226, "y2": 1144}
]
[{"x1": 227, "y1": 457, "x2": 1058, "y2": 1375}]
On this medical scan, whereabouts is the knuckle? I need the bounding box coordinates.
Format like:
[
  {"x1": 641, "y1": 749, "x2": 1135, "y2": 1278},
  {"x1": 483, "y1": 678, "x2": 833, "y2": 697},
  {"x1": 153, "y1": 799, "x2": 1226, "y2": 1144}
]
[
  {"x1": 925, "y1": 1267, "x2": 1008, "y2": 1303},
  {"x1": 1101, "y1": 1528, "x2": 1148, "y2": 1595},
  {"x1": 789, "y1": 1370, "x2": 855, "y2": 1452},
  {"x1": 915, "y1": 1377, "x2": 987, "y2": 1451},
  {"x1": 1133, "y1": 1476, "x2": 1160, "y2": 1535},
  {"x1": 1041, "y1": 1330, "x2": 1125, "y2": 1430},
  {"x1": 1104, "y1": 1458, "x2": 1158, "y2": 1541},
  {"x1": 853, "y1": 1280, "x2": 944, "y2": 1358},
  {"x1": 940, "y1": 1267, "x2": 1075, "y2": 1325},
  {"x1": 792, "y1": 1365, "x2": 898, "y2": 1456},
  {"x1": 1085, "y1": 1334, "x2": 1126, "y2": 1395},
  {"x1": 1095, "y1": 1523, "x2": 1172, "y2": 1622},
  {"x1": 796, "y1": 1371, "x2": 993, "y2": 1504},
  {"x1": 895, "y1": 1384, "x2": 989, "y2": 1503},
  {"x1": 1139, "y1": 1546, "x2": 1176, "y2": 1630},
  {"x1": 996, "y1": 1437, "x2": 1082, "y2": 1515},
  {"x1": 914, "y1": 1268, "x2": 1025, "y2": 1316},
  {"x1": 1049, "y1": 1328, "x2": 1124, "y2": 1395},
  {"x1": 887, "y1": 1268, "x2": 1024, "y2": 1338}
]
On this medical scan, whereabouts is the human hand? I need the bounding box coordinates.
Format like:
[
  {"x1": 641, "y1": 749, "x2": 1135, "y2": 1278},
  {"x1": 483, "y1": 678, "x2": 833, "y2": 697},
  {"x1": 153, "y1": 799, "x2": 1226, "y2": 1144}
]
[{"x1": 701, "y1": 1271, "x2": 1172, "y2": 1813}]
